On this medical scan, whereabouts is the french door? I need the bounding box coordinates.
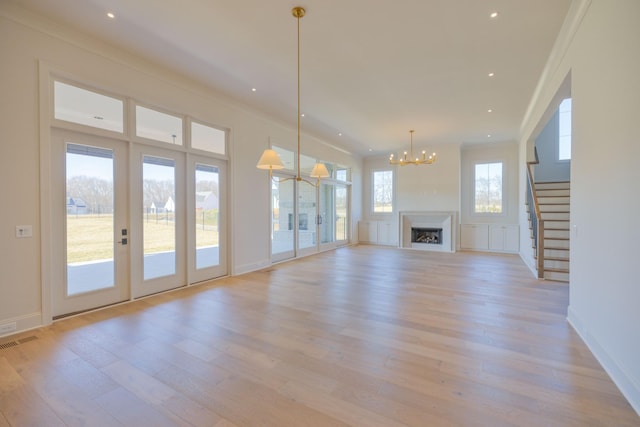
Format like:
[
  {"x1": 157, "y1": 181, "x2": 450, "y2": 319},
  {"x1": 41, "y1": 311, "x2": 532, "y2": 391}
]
[
  {"x1": 130, "y1": 145, "x2": 186, "y2": 297},
  {"x1": 52, "y1": 130, "x2": 227, "y2": 317},
  {"x1": 188, "y1": 156, "x2": 227, "y2": 284},
  {"x1": 271, "y1": 177, "x2": 349, "y2": 261},
  {"x1": 52, "y1": 130, "x2": 129, "y2": 317}
]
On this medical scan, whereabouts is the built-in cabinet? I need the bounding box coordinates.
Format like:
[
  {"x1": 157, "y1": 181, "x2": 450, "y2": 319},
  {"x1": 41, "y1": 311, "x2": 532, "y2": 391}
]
[
  {"x1": 460, "y1": 224, "x2": 519, "y2": 253},
  {"x1": 358, "y1": 221, "x2": 396, "y2": 246}
]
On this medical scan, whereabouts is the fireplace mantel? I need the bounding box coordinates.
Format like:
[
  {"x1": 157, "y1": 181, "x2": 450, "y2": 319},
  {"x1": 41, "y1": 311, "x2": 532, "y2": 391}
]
[{"x1": 399, "y1": 211, "x2": 457, "y2": 252}]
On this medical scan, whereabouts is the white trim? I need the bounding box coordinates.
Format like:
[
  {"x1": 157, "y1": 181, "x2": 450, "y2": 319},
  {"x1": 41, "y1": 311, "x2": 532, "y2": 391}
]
[
  {"x1": 568, "y1": 307, "x2": 640, "y2": 416},
  {"x1": 0, "y1": 313, "x2": 42, "y2": 339},
  {"x1": 520, "y1": 0, "x2": 592, "y2": 139}
]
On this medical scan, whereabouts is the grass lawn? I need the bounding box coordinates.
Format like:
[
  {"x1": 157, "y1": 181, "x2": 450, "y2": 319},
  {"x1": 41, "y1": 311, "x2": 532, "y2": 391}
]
[{"x1": 67, "y1": 214, "x2": 219, "y2": 263}]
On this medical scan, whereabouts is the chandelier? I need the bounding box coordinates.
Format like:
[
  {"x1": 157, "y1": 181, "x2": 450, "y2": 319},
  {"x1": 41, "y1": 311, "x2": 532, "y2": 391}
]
[
  {"x1": 256, "y1": 6, "x2": 329, "y2": 185},
  {"x1": 389, "y1": 130, "x2": 436, "y2": 166}
]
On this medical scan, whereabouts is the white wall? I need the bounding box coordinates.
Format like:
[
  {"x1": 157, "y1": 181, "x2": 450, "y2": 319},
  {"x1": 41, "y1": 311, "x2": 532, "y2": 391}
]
[
  {"x1": 361, "y1": 144, "x2": 460, "y2": 244},
  {"x1": 520, "y1": 0, "x2": 640, "y2": 413},
  {"x1": 0, "y1": 4, "x2": 362, "y2": 334}
]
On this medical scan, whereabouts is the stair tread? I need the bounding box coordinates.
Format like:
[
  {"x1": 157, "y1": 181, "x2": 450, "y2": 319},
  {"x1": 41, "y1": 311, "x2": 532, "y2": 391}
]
[
  {"x1": 544, "y1": 267, "x2": 570, "y2": 273},
  {"x1": 544, "y1": 257, "x2": 570, "y2": 261}
]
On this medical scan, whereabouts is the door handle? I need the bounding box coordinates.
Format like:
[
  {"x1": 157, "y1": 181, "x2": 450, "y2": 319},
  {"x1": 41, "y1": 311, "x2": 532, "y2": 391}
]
[{"x1": 117, "y1": 238, "x2": 128, "y2": 245}]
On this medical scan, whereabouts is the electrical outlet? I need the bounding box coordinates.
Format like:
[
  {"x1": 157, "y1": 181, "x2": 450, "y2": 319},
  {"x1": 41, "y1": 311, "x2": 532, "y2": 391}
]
[
  {"x1": 16, "y1": 225, "x2": 33, "y2": 238},
  {"x1": 0, "y1": 322, "x2": 17, "y2": 335}
]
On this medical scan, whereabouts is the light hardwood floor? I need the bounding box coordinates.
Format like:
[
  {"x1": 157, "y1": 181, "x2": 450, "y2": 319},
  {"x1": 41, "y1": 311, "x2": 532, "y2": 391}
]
[{"x1": 1, "y1": 246, "x2": 638, "y2": 426}]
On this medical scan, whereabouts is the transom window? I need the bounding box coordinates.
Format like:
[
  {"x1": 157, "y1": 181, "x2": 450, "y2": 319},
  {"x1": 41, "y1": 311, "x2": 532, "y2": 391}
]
[
  {"x1": 474, "y1": 162, "x2": 503, "y2": 213},
  {"x1": 54, "y1": 81, "x2": 124, "y2": 133},
  {"x1": 135, "y1": 105, "x2": 183, "y2": 145},
  {"x1": 191, "y1": 121, "x2": 226, "y2": 155}
]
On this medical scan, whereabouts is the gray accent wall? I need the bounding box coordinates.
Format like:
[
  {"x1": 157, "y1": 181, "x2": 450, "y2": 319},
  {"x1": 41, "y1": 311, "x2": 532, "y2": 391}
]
[{"x1": 534, "y1": 109, "x2": 571, "y2": 182}]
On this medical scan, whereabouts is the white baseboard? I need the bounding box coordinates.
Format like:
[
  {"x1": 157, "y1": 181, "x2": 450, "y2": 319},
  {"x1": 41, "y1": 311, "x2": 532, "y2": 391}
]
[
  {"x1": 567, "y1": 306, "x2": 640, "y2": 416},
  {"x1": 0, "y1": 312, "x2": 43, "y2": 339}
]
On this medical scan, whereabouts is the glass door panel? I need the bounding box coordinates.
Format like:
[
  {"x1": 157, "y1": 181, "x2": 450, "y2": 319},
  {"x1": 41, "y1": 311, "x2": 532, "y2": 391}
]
[
  {"x1": 319, "y1": 183, "x2": 335, "y2": 246},
  {"x1": 195, "y1": 164, "x2": 219, "y2": 270},
  {"x1": 66, "y1": 144, "x2": 116, "y2": 295},
  {"x1": 272, "y1": 175, "x2": 295, "y2": 262},
  {"x1": 336, "y1": 184, "x2": 348, "y2": 243},
  {"x1": 297, "y1": 180, "x2": 317, "y2": 254},
  {"x1": 142, "y1": 156, "x2": 176, "y2": 280}
]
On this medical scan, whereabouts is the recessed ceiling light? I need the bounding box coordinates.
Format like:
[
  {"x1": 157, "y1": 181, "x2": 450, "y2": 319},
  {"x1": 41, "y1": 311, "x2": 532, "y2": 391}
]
[
  {"x1": 488, "y1": 72, "x2": 495, "y2": 77},
  {"x1": 490, "y1": 12, "x2": 499, "y2": 19},
  {"x1": 487, "y1": 134, "x2": 492, "y2": 138},
  {"x1": 107, "y1": 12, "x2": 115, "y2": 19},
  {"x1": 300, "y1": 113, "x2": 305, "y2": 117},
  {"x1": 368, "y1": 148, "x2": 373, "y2": 152},
  {"x1": 338, "y1": 132, "x2": 342, "y2": 136},
  {"x1": 487, "y1": 109, "x2": 493, "y2": 113},
  {"x1": 251, "y1": 88, "x2": 257, "y2": 92}
]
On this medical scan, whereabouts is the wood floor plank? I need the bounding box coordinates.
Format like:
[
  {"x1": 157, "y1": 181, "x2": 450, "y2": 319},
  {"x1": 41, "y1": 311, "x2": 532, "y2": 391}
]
[{"x1": 1, "y1": 246, "x2": 637, "y2": 426}]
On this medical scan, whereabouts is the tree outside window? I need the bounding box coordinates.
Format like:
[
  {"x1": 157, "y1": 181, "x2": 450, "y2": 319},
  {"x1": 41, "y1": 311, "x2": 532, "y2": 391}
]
[
  {"x1": 474, "y1": 162, "x2": 503, "y2": 213},
  {"x1": 373, "y1": 170, "x2": 393, "y2": 213}
]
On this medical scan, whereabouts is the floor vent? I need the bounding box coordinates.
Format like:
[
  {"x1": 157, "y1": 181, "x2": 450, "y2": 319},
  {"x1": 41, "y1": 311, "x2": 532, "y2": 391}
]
[{"x1": 0, "y1": 335, "x2": 38, "y2": 350}]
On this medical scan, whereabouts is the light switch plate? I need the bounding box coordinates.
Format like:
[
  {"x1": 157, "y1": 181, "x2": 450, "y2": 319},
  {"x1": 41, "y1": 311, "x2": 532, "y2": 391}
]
[{"x1": 16, "y1": 225, "x2": 33, "y2": 238}]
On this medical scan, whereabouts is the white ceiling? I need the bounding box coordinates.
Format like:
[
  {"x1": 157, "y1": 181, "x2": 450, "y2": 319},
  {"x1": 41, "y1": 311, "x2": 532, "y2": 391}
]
[{"x1": 16, "y1": 0, "x2": 572, "y2": 156}]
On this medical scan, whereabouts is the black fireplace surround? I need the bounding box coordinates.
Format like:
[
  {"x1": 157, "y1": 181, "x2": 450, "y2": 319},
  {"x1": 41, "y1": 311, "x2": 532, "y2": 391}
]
[{"x1": 411, "y1": 227, "x2": 442, "y2": 244}]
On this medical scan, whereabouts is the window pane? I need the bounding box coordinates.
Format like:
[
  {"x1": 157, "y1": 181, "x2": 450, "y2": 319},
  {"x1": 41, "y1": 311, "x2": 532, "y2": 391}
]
[
  {"x1": 143, "y1": 156, "x2": 176, "y2": 280},
  {"x1": 373, "y1": 170, "x2": 393, "y2": 213},
  {"x1": 298, "y1": 180, "x2": 316, "y2": 250},
  {"x1": 272, "y1": 176, "x2": 294, "y2": 255},
  {"x1": 273, "y1": 146, "x2": 295, "y2": 172},
  {"x1": 54, "y1": 81, "x2": 124, "y2": 132},
  {"x1": 559, "y1": 98, "x2": 572, "y2": 160},
  {"x1": 336, "y1": 168, "x2": 348, "y2": 181},
  {"x1": 66, "y1": 144, "x2": 115, "y2": 295},
  {"x1": 475, "y1": 162, "x2": 503, "y2": 213},
  {"x1": 195, "y1": 164, "x2": 219, "y2": 269},
  {"x1": 191, "y1": 122, "x2": 225, "y2": 154},
  {"x1": 299, "y1": 154, "x2": 316, "y2": 176},
  {"x1": 136, "y1": 106, "x2": 183, "y2": 145},
  {"x1": 336, "y1": 184, "x2": 348, "y2": 241}
]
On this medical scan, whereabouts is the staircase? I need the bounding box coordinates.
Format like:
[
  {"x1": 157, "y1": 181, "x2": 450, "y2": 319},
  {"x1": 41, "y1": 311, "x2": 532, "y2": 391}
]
[{"x1": 534, "y1": 181, "x2": 570, "y2": 282}]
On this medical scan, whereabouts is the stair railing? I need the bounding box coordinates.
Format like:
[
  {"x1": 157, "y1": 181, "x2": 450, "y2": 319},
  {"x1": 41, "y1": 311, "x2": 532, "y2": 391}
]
[{"x1": 526, "y1": 148, "x2": 544, "y2": 278}]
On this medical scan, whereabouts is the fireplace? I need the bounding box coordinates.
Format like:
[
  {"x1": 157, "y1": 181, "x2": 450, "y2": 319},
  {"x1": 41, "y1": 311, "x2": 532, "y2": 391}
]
[
  {"x1": 399, "y1": 211, "x2": 457, "y2": 252},
  {"x1": 411, "y1": 227, "x2": 442, "y2": 245}
]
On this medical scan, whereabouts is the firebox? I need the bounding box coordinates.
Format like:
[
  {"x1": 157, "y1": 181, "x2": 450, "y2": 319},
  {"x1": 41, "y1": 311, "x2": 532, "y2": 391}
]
[{"x1": 411, "y1": 227, "x2": 442, "y2": 244}]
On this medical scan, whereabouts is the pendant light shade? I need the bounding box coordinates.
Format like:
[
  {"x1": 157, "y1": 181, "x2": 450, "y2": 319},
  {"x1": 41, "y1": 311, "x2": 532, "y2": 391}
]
[
  {"x1": 310, "y1": 162, "x2": 330, "y2": 178},
  {"x1": 256, "y1": 149, "x2": 284, "y2": 170}
]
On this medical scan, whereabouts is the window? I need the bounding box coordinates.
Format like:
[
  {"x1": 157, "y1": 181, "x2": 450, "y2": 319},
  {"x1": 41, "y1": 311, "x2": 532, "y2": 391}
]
[
  {"x1": 474, "y1": 162, "x2": 503, "y2": 213},
  {"x1": 136, "y1": 105, "x2": 183, "y2": 145},
  {"x1": 372, "y1": 170, "x2": 393, "y2": 213},
  {"x1": 558, "y1": 98, "x2": 572, "y2": 160},
  {"x1": 54, "y1": 81, "x2": 124, "y2": 133},
  {"x1": 336, "y1": 167, "x2": 349, "y2": 181},
  {"x1": 191, "y1": 122, "x2": 226, "y2": 155}
]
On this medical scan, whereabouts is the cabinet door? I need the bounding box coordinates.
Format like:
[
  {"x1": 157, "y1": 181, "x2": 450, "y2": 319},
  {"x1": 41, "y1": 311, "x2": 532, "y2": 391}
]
[
  {"x1": 489, "y1": 225, "x2": 506, "y2": 251},
  {"x1": 489, "y1": 225, "x2": 519, "y2": 252},
  {"x1": 377, "y1": 221, "x2": 394, "y2": 246},
  {"x1": 461, "y1": 224, "x2": 489, "y2": 250}
]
